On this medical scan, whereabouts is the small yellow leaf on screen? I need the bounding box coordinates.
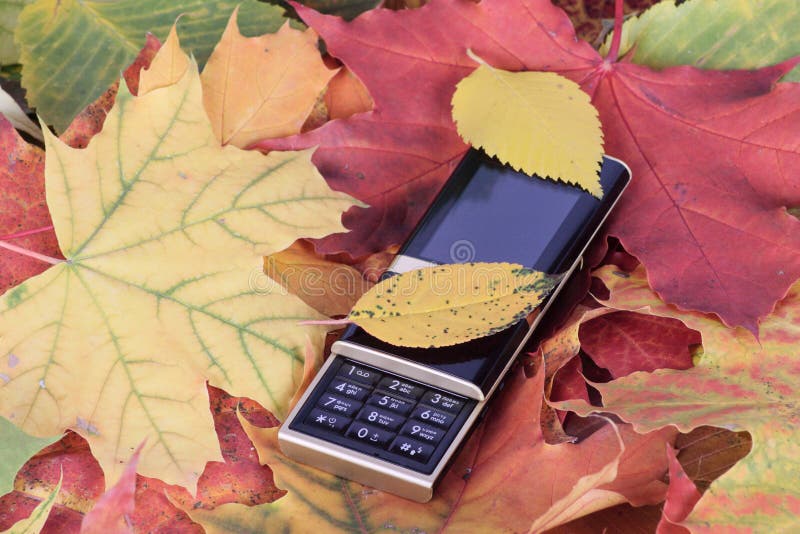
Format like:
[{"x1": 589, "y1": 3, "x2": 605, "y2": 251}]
[
  {"x1": 452, "y1": 57, "x2": 604, "y2": 196},
  {"x1": 348, "y1": 262, "x2": 559, "y2": 348}
]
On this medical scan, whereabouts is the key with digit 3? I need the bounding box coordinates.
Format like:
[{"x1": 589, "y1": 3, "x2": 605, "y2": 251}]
[{"x1": 279, "y1": 149, "x2": 630, "y2": 502}]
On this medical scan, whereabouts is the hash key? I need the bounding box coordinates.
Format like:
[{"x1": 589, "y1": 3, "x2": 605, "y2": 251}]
[{"x1": 390, "y1": 436, "x2": 434, "y2": 463}]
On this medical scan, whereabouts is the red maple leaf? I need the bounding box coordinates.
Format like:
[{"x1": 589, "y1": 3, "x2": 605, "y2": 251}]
[{"x1": 259, "y1": 0, "x2": 800, "y2": 332}]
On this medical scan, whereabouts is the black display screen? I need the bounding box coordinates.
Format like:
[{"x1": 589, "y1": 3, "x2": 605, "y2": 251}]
[
  {"x1": 402, "y1": 155, "x2": 592, "y2": 270},
  {"x1": 342, "y1": 151, "x2": 630, "y2": 392}
]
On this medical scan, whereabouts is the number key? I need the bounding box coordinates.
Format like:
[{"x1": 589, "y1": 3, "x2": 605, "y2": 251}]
[
  {"x1": 410, "y1": 405, "x2": 455, "y2": 428},
  {"x1": 357, "y1": 408, "x2": 403, "y2": 431},
  {"x1": 366, "y1": 393, "x2": 414, "y2": 415},
  {"x1": 327, "y1": 378, "x2": 369, "y2": 401},
  {"x1": 346, "y1": 422, "x2": 395, "y2": 447},
  {"x1": 377, "y1": 376, "x2": 424, "y2": 400},
  {"x1": 420, "y1": 391, "x2": 464, "y2": 413},
  {"x1": 400, "y1": 420, "x2": 445, "y2": 445},
  {"x1": 317, "y1": 394, "x2": 362, "y2": 417},
  {"x1": 337, "y1": 362, "x2": 381, "y2": 386}
]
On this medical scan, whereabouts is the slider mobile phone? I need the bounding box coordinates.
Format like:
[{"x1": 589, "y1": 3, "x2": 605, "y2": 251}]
[{"x1": 279, "y1": 149, "x2": 631, "y2": 502}]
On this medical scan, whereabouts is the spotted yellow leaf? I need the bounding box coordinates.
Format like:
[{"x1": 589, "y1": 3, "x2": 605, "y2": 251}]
[
  {"x1": 346, "y1": 262, "x2": 559, "y2": 347},
  {"x1": 0, "y1": 61, "x2": 358, "y2": 492},
  {"x1": 451, "y1": 51, "x2": 604, "y2": 196}
]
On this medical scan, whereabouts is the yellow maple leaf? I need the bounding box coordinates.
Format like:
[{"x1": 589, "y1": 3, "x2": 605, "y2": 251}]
[
  {"x1": 451, "y1": 51, "x2": 604, "y2": 196},
  {"x1": 138, "y1": 25, "x2": 189, "y2": 95},
  {"x1": 201, "y1": 9, "x2": 337, "y2": 147},
  {"x1": 0, "y1": 61, "x2": 358, "y2": 492},
  {"x1": 345, "y1": 262, "x2": 559, "y2": 347}
]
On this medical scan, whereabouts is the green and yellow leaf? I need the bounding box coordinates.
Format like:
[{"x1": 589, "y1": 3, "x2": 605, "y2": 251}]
[
  {"x1": 347, "y1": 262, "x2": 559, "y2": 347},
  {"x1": 0, "y1": 61, "x2": 358, "y2": 492},
  {"x1": 16, "y1": 0, "x2": 288, "y2": 131},
  {"x1": 601, "y1": 0, "x2": 800, "y2": 81},
  {"x1": 553, "y1": 266, "x2": 800, "y2": 532},
  {"x1": 0, "y1": 0, "x2": 31, "y2": 65},
  {"x1": 452, "y1": 51, "x2": 604, "y2": 196},
  {"x1": 0, "y1": 416, "x2": 61, "y2": 496},
  {"x1": 1, "y1": 473, "x2": 61, "y2": 534}
]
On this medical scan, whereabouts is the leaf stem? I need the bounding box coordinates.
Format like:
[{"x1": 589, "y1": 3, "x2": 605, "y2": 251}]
[
  {"x1": 298, "y1": 318, "x2": 353, "y2": 327},
  {"x1": 0, "y1": 225, "x2": 54, "y2": 241},
  {"x1": 606, "y1": 0, "x2": 625, "y2": 63},
  {"x1": 0, "y1": 240, "x2": 63, "y2": 265}
]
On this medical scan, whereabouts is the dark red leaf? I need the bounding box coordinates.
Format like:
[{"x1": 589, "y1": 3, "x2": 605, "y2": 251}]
[{"x1": 579, "y1": 311, "x2": 699, "y2": 377}]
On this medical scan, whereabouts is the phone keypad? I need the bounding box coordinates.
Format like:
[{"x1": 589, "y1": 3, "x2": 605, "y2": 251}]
[{"x1": 293, "y1": 358, "x2": 475, "y2": 472}]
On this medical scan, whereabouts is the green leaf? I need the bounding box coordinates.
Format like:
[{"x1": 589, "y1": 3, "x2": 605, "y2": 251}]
[
  {"x1": 601, "y1": 0, "x2": 800, "y2": 81},
  {"x1": 0, "y1": 416, "x2": 61, "y2": 497},
  {"x1": 0, "y1": 0, "x2": 31, "y2": 65},
  {"x1": 16, "y1": 0, "x2": 289, "y2": 132}
]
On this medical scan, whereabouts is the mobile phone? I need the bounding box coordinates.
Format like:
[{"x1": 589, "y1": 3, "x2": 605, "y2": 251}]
[{"x1": 278, "y1": 149, "x2": 631, "y2": 502}]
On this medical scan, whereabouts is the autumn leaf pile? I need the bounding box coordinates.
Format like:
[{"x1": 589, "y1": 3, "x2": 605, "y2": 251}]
[{"x1": 0, "y1": 0, "x2": 799, "y2": 532}]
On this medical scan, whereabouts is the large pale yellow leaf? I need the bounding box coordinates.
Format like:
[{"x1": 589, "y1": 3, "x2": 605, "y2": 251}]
[
  {"x1": 0, "y1": 61, "x2": 358, "y2": 492},
  {"x1": 346, "y1": 262, "x2": 558, "y2": 347},
  {"x1": 201, "y1": 11, "x2": 337, "y2": 147},
  {"x1": 451, "y1": 52, "x2": 604, "y2": 196}
]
